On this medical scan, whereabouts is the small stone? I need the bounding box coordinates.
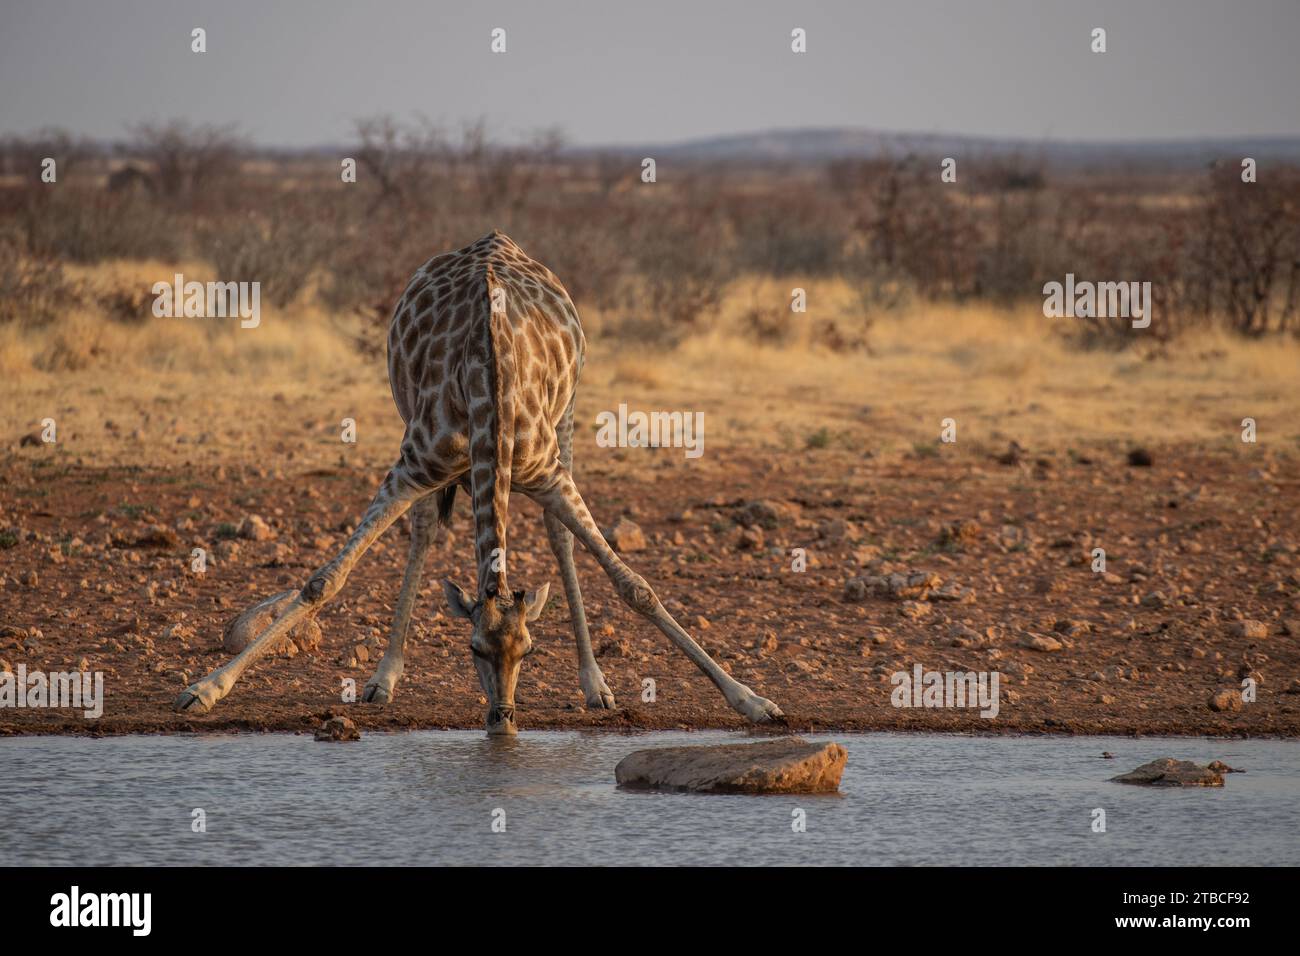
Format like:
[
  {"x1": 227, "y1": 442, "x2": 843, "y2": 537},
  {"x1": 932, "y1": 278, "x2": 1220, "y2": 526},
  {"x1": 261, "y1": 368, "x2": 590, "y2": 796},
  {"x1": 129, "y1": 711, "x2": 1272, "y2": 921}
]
[
  {"x1": 1127, "y1": 448, "x2": 1154, "y2": 467},
  {"x1": 899, "y1": 600, "x2": 931, "y2": 620},
  {"x1": 1020, "y1": 633, "x2": 1063, "y2": 652},
  {"x1": 1208, "y1": 689, "x2": 1243, "y2": 712},
  {"x1": 605, "y1": 516, "x2": 646, "y2": 553},
  {"x1": 131, "y1": 524, "x2": 179, "y2": 549},
  {"x1": 237, "y1": 515, "x2": 276, "y2": 542},
  {"x1": 1229, "y1": 620, "x2": 1269, "y2": 639},
  {"x1": 737, "y1": 499, "x2": 793, "y2": 530},
  {"x1": 818, "y1": 518, "x2": 851, "y2": 542},
  {"x1": 937, "y1": 520, "x2": 982, "y2": 548},
  {"x1": 931, "y1": 581, "x2": 975, "y2": 603},
  {"x1": 162, "y1": 622, "x2": 195, "y2": 642},
  {"x1": 314, "y1": 716, "x2": 361, "y2": 742}
]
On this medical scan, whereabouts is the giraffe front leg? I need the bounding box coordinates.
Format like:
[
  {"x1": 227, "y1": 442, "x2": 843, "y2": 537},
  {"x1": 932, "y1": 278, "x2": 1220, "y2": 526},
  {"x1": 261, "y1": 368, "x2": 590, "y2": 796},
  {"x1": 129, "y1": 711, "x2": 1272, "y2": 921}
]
[
  {"x1": 363, "y1": 494, "x2": 440, "y2": 704},
  {"x1": 536, "y1": 476, "x2": 783, "y2": 724},
  {"x1": 176, "y1": 467, "x2": 423, "y2": 715}
]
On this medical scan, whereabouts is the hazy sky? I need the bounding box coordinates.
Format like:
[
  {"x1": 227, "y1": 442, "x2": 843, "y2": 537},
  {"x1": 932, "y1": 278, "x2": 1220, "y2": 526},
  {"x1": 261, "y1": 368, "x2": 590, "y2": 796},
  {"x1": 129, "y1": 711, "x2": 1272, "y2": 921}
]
[{"x1": 2, "y1": 0, "x2": 1298, "y2": 146}]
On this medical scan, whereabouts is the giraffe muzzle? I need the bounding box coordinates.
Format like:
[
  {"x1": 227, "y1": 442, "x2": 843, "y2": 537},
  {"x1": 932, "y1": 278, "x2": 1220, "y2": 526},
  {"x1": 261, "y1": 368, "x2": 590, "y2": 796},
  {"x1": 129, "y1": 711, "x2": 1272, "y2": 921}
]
[{"x1": 486, "y1": 703, "x2": 518, "y2": 735}]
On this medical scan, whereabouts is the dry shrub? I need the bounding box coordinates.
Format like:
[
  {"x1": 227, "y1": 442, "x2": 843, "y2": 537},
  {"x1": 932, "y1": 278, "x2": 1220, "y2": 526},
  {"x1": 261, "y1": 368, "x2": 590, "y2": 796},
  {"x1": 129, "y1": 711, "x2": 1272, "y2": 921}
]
[
  {"x1": 0, "y1": 247, "x2": 80, "y2": 327},
  {"x1": 623, "y1": 207, "x2": 732, "y2": 339},
  {"x1": 19, "y1": 192, "x2": 183, "y2": 264},
  {"x1": 199, "y1": 213, "x2": 325, "y2": 309}
]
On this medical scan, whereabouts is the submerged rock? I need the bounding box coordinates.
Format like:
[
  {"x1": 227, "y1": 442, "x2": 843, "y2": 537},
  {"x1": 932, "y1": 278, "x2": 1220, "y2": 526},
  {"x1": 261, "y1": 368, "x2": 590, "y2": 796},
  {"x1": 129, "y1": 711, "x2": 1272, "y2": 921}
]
[
  {"x1": 1110, "y1": 758, "x2": 1230, "y2": 787},
  {"x1": 615, "y1": 737, "x2": 846, "y2": 794},
  {"x1": 314, "y1": 716, "x2": 361, "y2": 742}
]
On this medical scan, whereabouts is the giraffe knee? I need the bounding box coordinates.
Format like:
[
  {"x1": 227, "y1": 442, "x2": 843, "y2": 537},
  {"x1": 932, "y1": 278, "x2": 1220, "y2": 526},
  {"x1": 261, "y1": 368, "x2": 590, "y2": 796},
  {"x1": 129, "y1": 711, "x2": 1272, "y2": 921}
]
[
  {"x1": 617, "y1": 574, "x2": 658, "y2": 615},
  {"x1": 303, "y1": 563, "x2": 343, "y2": 604}
]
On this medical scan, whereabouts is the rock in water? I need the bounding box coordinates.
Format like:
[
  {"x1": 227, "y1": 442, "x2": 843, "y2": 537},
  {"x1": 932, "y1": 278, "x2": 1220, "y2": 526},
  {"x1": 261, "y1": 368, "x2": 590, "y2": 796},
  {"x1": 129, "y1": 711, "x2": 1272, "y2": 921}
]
[
  {"x1": 314, "y1": 716, "x2": 360, "y2": 742},
  {"x1": 615, "y1": 737, "x2": 846, "y2": 794},
  {"x1": 1110, "y1": 758, "x2": 1227, "y2": 787}
]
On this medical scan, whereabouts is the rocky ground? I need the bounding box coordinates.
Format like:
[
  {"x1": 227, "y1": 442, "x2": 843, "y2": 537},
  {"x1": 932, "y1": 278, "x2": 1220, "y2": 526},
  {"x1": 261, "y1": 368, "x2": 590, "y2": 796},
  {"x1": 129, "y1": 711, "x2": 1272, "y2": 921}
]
[{"x1": 1, "y1": 442, "x2": 1298, "y2": 737}]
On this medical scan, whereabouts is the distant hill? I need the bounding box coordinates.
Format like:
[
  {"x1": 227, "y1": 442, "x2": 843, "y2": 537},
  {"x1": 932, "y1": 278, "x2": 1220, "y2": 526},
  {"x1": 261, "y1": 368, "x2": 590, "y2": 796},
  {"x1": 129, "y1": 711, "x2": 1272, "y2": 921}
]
[{"x1": 588, "y1": 127, "x2": 1300, "y2": 170}]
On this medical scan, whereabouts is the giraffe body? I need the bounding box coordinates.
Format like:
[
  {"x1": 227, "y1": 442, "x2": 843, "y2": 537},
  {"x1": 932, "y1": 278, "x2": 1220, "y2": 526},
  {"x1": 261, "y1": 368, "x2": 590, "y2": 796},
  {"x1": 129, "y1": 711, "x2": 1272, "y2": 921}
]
[{"x1": 175, "y1": 232, "x2": 784, "y2": 733}]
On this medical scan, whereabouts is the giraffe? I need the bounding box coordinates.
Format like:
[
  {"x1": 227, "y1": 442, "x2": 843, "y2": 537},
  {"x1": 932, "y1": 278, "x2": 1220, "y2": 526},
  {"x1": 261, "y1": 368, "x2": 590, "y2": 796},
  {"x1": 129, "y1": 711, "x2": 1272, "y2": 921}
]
[{"x1": 174, "y1": 231, "x2": 784, "y2": 734}]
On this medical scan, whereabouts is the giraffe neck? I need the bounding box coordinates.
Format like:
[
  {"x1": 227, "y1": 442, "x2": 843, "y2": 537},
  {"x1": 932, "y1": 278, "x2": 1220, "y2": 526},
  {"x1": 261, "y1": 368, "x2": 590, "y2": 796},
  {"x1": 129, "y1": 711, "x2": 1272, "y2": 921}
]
[
  {"x1": 469, "y1": 265, "x2": 516, "y2": 599},
  {"x1": 471, "y1": 464, "x2": 509, "y2": 599}
]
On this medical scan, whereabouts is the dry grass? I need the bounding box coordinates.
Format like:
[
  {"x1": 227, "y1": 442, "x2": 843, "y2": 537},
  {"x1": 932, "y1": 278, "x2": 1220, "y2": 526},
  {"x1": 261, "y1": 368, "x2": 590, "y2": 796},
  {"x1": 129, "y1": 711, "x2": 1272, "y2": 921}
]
[{"x1": 4, "y1": 263, "x2": 1298, "y2": 469}]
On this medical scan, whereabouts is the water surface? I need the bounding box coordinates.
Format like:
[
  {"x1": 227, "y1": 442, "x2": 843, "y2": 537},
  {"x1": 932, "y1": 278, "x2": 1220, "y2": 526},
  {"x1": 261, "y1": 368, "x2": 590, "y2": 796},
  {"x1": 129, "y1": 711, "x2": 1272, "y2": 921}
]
[{"x1": 2, "y1": 731, "x2": 1297, "y2": 866}]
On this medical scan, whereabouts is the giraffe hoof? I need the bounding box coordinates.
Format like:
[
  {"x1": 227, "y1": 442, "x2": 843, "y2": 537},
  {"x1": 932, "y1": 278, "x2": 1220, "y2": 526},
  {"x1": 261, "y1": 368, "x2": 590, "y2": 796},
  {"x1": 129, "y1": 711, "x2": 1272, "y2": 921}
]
[
  {"x1": 735, "y1": 692, "x2": 785, "y2": 724},
  {"x1": 361, "y1": 681, "x2": 394, "y2": 704},
  {"x1": 174, "y1": 683, "x2": 217, "y2": 715},
  {"x1": 586, "y1": 689, "x2": 617, "y2": 710},
  {"x1": 580, "y1": 670, "x2": 616, "y2": 709}
]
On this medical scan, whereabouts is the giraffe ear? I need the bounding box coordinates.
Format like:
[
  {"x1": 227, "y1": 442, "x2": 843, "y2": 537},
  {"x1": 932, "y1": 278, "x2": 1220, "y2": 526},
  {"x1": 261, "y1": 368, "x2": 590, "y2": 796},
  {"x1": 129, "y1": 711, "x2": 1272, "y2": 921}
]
[
  {"x1": 442, "y1": 579, "x2": 476, "y2": 619},
  {"x1": 523, "y1": 582, "x2": 550, "y2": 622}
]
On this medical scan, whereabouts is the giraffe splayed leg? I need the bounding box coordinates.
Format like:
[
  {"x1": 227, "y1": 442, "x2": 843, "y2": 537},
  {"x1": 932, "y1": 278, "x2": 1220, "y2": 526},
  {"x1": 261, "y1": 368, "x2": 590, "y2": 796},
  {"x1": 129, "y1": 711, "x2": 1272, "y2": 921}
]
[
  {"x1": 532, "y1": 472, "x2": 783, "y2": 724},
  {"x1": 174, "y1": 466, "x2": 428, "y2": 714},
  {"x1": 544, "y1": 399, "x2": 614, "y2": 709}
]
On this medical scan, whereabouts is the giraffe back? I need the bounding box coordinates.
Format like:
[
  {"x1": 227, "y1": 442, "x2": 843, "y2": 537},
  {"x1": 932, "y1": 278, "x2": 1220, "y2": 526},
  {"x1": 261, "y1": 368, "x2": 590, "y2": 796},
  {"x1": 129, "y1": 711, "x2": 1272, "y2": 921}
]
[{"x1": 386, "y1": 231, "x2": 586, "y2": 488}]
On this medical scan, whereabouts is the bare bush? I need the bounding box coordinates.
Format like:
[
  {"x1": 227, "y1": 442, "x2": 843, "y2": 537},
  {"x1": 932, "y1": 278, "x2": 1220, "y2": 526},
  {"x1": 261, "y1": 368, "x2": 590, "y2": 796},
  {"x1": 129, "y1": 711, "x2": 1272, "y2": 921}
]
[
  {"x1": 199, "y1": 209, "x2": 327, "y2": 308},
  {"x1": 1198, "y1": 163, "x2": 1300, "y2": 335},
  {"x1": 126, "y1": 120, "x2": 244, "y2": 199},
  {"x1": 0, "y1": 127, "x2": 91, "y2": 184},
  {"x1": 0, "y1": 242, "x2": 80, "y2": 327},
  {"x1": 353, "y1": 114, "x2": 448, "y2": 209}
]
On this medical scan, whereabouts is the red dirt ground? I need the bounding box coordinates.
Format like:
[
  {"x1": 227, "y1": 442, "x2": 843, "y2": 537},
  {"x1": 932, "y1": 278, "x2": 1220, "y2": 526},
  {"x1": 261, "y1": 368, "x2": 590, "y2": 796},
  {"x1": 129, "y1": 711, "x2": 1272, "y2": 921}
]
[{"x1": 1, "y1": 444, "x2": 1298, "y2": 737}]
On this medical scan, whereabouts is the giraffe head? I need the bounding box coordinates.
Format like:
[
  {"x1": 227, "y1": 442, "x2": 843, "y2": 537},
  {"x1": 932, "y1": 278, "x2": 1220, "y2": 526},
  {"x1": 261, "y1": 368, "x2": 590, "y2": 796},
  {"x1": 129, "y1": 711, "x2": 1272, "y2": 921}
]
[{"x1": 442, "y1": 579, "x2": 550, "y2": 735}]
